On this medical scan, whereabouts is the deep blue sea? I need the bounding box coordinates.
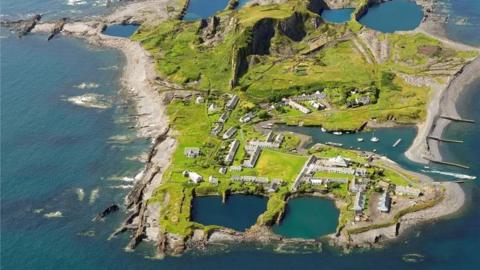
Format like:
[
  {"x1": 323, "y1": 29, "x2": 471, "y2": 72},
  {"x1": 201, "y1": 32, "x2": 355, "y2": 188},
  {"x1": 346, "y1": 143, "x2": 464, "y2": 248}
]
[{"x1": 1, "y1": 1, "x2": 480, "y2": 269}]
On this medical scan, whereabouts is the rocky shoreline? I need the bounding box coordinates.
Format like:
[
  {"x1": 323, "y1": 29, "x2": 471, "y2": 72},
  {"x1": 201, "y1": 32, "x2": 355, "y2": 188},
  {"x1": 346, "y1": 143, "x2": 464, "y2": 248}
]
[
  {"x1": 404, "y1": 0, "x2": 480, "y2": 165},
  {"x1": 1, "y1": 0, "x2": 475, "y2": 258}
]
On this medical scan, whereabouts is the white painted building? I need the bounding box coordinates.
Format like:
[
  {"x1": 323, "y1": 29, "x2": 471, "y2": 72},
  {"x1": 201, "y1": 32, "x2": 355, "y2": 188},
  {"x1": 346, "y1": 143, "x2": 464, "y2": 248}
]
[
  {"x1": 224, "y1": 139, "x2": 240, "y2": 165},
  {"x1": 222, "y1": 127, "x2": 237, "y2": 140},
  {"x1": 287, "y1": 99, "x2": 311, "y2": 114},
  {"x1": 226, "y1": 95, "x2": 239, "y2": 110}
]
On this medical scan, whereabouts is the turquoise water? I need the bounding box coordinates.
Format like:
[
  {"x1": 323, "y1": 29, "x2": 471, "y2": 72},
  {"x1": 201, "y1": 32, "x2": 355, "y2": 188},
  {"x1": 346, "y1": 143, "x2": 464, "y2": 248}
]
[
  {"x1": 273, "y1": 197, "x2": 339, "y2": 239},
  {"x1": 184, "y1": 0, "x2": 230, "y2": 20},
  {"x1": 2, "y1": 1, "x2": 480, "y2": 269},
  {"x1": 276, "y1": 125, "x2": 427, "y2": 172},
  {"x1": 321, "y1": 8, "x2": 354, "y2": 24},
  {"x1": 438, "y1": 0, "x2": 480, "y2": 46},
  {"x1": 103, "y1": 24, "x2": 139, "y2": 38},
  {"x1": 359, "y1": 0, "x2": 423, "y2": 32},
  {"x1": 191, "y1": 195, "x2": 267, "y2": 231}
]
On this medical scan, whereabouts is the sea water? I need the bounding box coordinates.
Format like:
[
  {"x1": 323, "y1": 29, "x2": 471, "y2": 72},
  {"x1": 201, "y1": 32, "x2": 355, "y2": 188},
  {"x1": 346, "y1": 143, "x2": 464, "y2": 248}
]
[
  {"x1": 359, "y1": 0, "x2": 424, "y2": 33},
  {"x1": 436, "y1": 0, "x2": 480, "y2": 46},
  {"x1": 183, "y1": 0, "x2": 231, "y2": 21},
  {"x1": 2, "y1": 1, "x2": 480, "y2": 269},
  {"x1": 0, "y1": 0, "x2": 120, "y2": 20}
]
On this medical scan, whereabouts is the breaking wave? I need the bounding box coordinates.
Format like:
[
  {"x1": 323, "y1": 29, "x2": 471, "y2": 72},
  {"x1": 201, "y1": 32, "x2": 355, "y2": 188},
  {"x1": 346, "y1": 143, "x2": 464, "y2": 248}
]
[
  {"x1": 421, "y1": 169, "x2": 477, "y2": 180},
  {"x1": 74, "y1": 82, "x2": 99, "y2": 89}
]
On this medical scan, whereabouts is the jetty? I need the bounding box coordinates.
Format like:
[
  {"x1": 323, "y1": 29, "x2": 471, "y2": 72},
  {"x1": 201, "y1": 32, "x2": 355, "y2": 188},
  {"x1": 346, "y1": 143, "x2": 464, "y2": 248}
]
[
  {"x1": 440, "y1": 115, "x2": 475, "y2": 123},
  {"x1": 427, "y1": 136, "x2": 464, "y2": 144},
  {"x1": 392, "y1": 138, "x2": 402, "y2": 147},
  {"x1": 423, "y1": 157, "x2": 470, "y2": 169}
]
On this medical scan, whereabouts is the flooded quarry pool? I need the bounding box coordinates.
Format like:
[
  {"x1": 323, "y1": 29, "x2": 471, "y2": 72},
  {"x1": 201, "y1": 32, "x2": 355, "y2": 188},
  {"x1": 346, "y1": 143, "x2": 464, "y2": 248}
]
[
  {"x1": 273, "y1": 197, "x2": 339, "y2": 239},
  {"x1": 102, "y1": 24, "x2": 139, "y2": 38},
  {"x1": 191, "y1": 195, "x2": 267, "y2": 231},
  {"x1": 358, "y1": 0, "x2": 423, "y2": 32},
  {"x1": 321, "y1": 8, "x2": 354, "y2": 24}
]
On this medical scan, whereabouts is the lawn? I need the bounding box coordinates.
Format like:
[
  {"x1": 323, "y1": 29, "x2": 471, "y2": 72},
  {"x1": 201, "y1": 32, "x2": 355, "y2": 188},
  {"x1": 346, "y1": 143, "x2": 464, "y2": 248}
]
[{"x1": 254, "y1": 149, "x2": 307, "y2": 182}]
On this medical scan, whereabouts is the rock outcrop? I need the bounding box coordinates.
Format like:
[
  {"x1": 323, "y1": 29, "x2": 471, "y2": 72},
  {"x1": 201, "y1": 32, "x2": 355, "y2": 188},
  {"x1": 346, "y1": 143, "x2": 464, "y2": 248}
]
[{"x1": 1, "y1": 14, "x2": 41, "y2": 37}]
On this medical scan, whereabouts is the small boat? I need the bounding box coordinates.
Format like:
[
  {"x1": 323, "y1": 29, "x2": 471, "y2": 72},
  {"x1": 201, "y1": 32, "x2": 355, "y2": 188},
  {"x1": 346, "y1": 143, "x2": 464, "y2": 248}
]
[
  {"x1": 373, "y1": 149, "x2": 377, "y2": 152},
  {"x1": 321, "y1": 127, "x2": 327, "y2": 132},
  {"x1": 326, "y1": 142, "x2": 343, "y2": 147},
  {"x1": 333, "y1": 131, "x2": 342, "y2": 136},
  {"x1": 357, "y1": 138, "x2": 364, "y2": 142},
  {"x1": 370, "y1": 136, "x2": 380, "y2": 143}
]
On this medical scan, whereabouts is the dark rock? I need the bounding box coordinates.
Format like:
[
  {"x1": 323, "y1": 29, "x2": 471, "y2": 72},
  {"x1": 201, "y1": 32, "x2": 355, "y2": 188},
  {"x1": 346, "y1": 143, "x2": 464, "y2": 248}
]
[
  {"x1": 1, "y1": 14, "x2": 42, "y2": 37},
  {"x1": 93, "y1": 204, "x2": 120, "y2": 221}
]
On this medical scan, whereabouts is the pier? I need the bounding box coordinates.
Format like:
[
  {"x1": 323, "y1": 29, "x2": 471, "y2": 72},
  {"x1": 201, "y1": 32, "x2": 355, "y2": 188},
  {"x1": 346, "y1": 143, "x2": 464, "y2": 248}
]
[
  {"x1": 427, "y1": 136, "x2": 464, "y2": 144},
  {"x1": 440, "y1": 115, "x2": 475, "y2": 123},
  {"x1": 393, "y1": 139, "x2": 402, "y2": 147},
  {"x1": 423, "y1": 157, "x2": 470, "y2": 169}
]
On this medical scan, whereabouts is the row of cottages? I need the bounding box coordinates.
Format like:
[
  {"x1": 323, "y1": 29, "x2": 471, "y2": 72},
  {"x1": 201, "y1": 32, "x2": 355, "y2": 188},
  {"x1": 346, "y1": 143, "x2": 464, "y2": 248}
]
[
  {"x1": 184, "y1": 147, "x2": 200, "y2": 158},
  {"x1": 353, "y1": 191, "x2": 365, "y2": 214},
  {"x1": 243, "y1": 146, "x2": 261, "y2": 168},
  {"x1": 218, "y1": 112, "x2": 229, "y2": 123},
  {"x1": 378, "y1": 192, "x2": 391, "y2": 213},
  {"x1": 310, "y1": 178, "x2": 348, "y2": 185},
  {"x1": 240, "y1": 111, "x2": 256, "y2": 123},
  {"x1": 247, "y1": 141, "x2": 280, "y2": 150},
  {"x1": 226, "y1": 95, "x2": 239, "y2": 110},
  {"x1": 308, "y1": 164, "x2": 355, "y2": 175},
  {"x1": 274, "y1": 133, "x2": 284, "y2": 145},
  {"x1": 292, "y1": 155, "x2": 317, "y2": 191},
  {"x1": 265, "y1": 131, "x2": 275, "y2": 142},
  {"x1": 224, "y1": 139, "x2": 240, "y2": 165},
  {"x1": 286, "y1": 99, "x2": 311, "y2": 114},
  {"x1": 229, "y1": 165, "x2": 242, "y2": 172},
  {"x1": 290, "y1": 91, "x2": 326, "y2": 102},
  {"x1": 232, "y1": 175, "x2": 269, "y2": 184},
  {"x1": 222, "y1": 127, "x2": 237, "y2": 139}
]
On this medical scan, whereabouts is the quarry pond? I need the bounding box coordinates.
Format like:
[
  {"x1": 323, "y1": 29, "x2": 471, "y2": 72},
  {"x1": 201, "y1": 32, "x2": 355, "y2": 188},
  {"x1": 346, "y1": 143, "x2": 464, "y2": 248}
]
[
  {"x1": 273, "y1": 197, "x2": 339, "y2": 239},
  {"x1": 191, "y1": 195, "x2": 267, "y2": 231},
  {"x1": 358, "y1": 0, "x2": 424, "y2": 32},
  {"x1": 102, "y1": 24, "x2": 140, "y2": 38}
]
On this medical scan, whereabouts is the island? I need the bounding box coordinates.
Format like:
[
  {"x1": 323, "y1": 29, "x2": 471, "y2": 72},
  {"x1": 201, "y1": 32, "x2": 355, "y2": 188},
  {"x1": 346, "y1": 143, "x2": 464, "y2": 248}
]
[{"x1": 5, "y1": 0, "x2": 478, "y2": 258}]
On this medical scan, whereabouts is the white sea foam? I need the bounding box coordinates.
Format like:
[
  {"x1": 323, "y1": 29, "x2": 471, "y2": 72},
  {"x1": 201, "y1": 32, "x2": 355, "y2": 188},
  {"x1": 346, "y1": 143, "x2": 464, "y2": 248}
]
[
  {"x1": 421, "y1": 169, "x2": 477, "y2": 180},
  {"x1": 89, "y1": 188, "x2": 100, "y2": 204},
  {"x1": 65, "y1": 93, "x2": 111, "y2": 109},
  {"x1": 76, "y1": 188, "x2": 85, "y2": 201},
  {"x1": 109, "y1": 185, "x2": 134, "y2": 189},
  {"x1": 67, "y1": 0, "x2": 88, "y2": 6},
  {"x1": 107, "y1": 175, "x2": 135, "y2": 182},
  {"x1": 44, "y1": 211, "x2": 63, "y2": 218},
  {"x1": 134, "y1": 170, "x2": 145, "y2": 181},
  {"x1": 74, "y1": 82, "x2": 100, "y2": 89}
]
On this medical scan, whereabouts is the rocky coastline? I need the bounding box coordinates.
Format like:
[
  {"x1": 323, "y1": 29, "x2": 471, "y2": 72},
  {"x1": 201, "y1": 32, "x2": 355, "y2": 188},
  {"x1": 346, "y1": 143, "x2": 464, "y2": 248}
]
[{"x1": 1, "y1": 0, "x2": 474, "y2": 258}]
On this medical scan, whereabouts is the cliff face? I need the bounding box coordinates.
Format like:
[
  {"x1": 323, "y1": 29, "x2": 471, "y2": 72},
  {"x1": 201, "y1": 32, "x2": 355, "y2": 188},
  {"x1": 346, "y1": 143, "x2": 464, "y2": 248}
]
[{"x1": 229, "y1": 11, "x2": 322, "y2": 88}]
